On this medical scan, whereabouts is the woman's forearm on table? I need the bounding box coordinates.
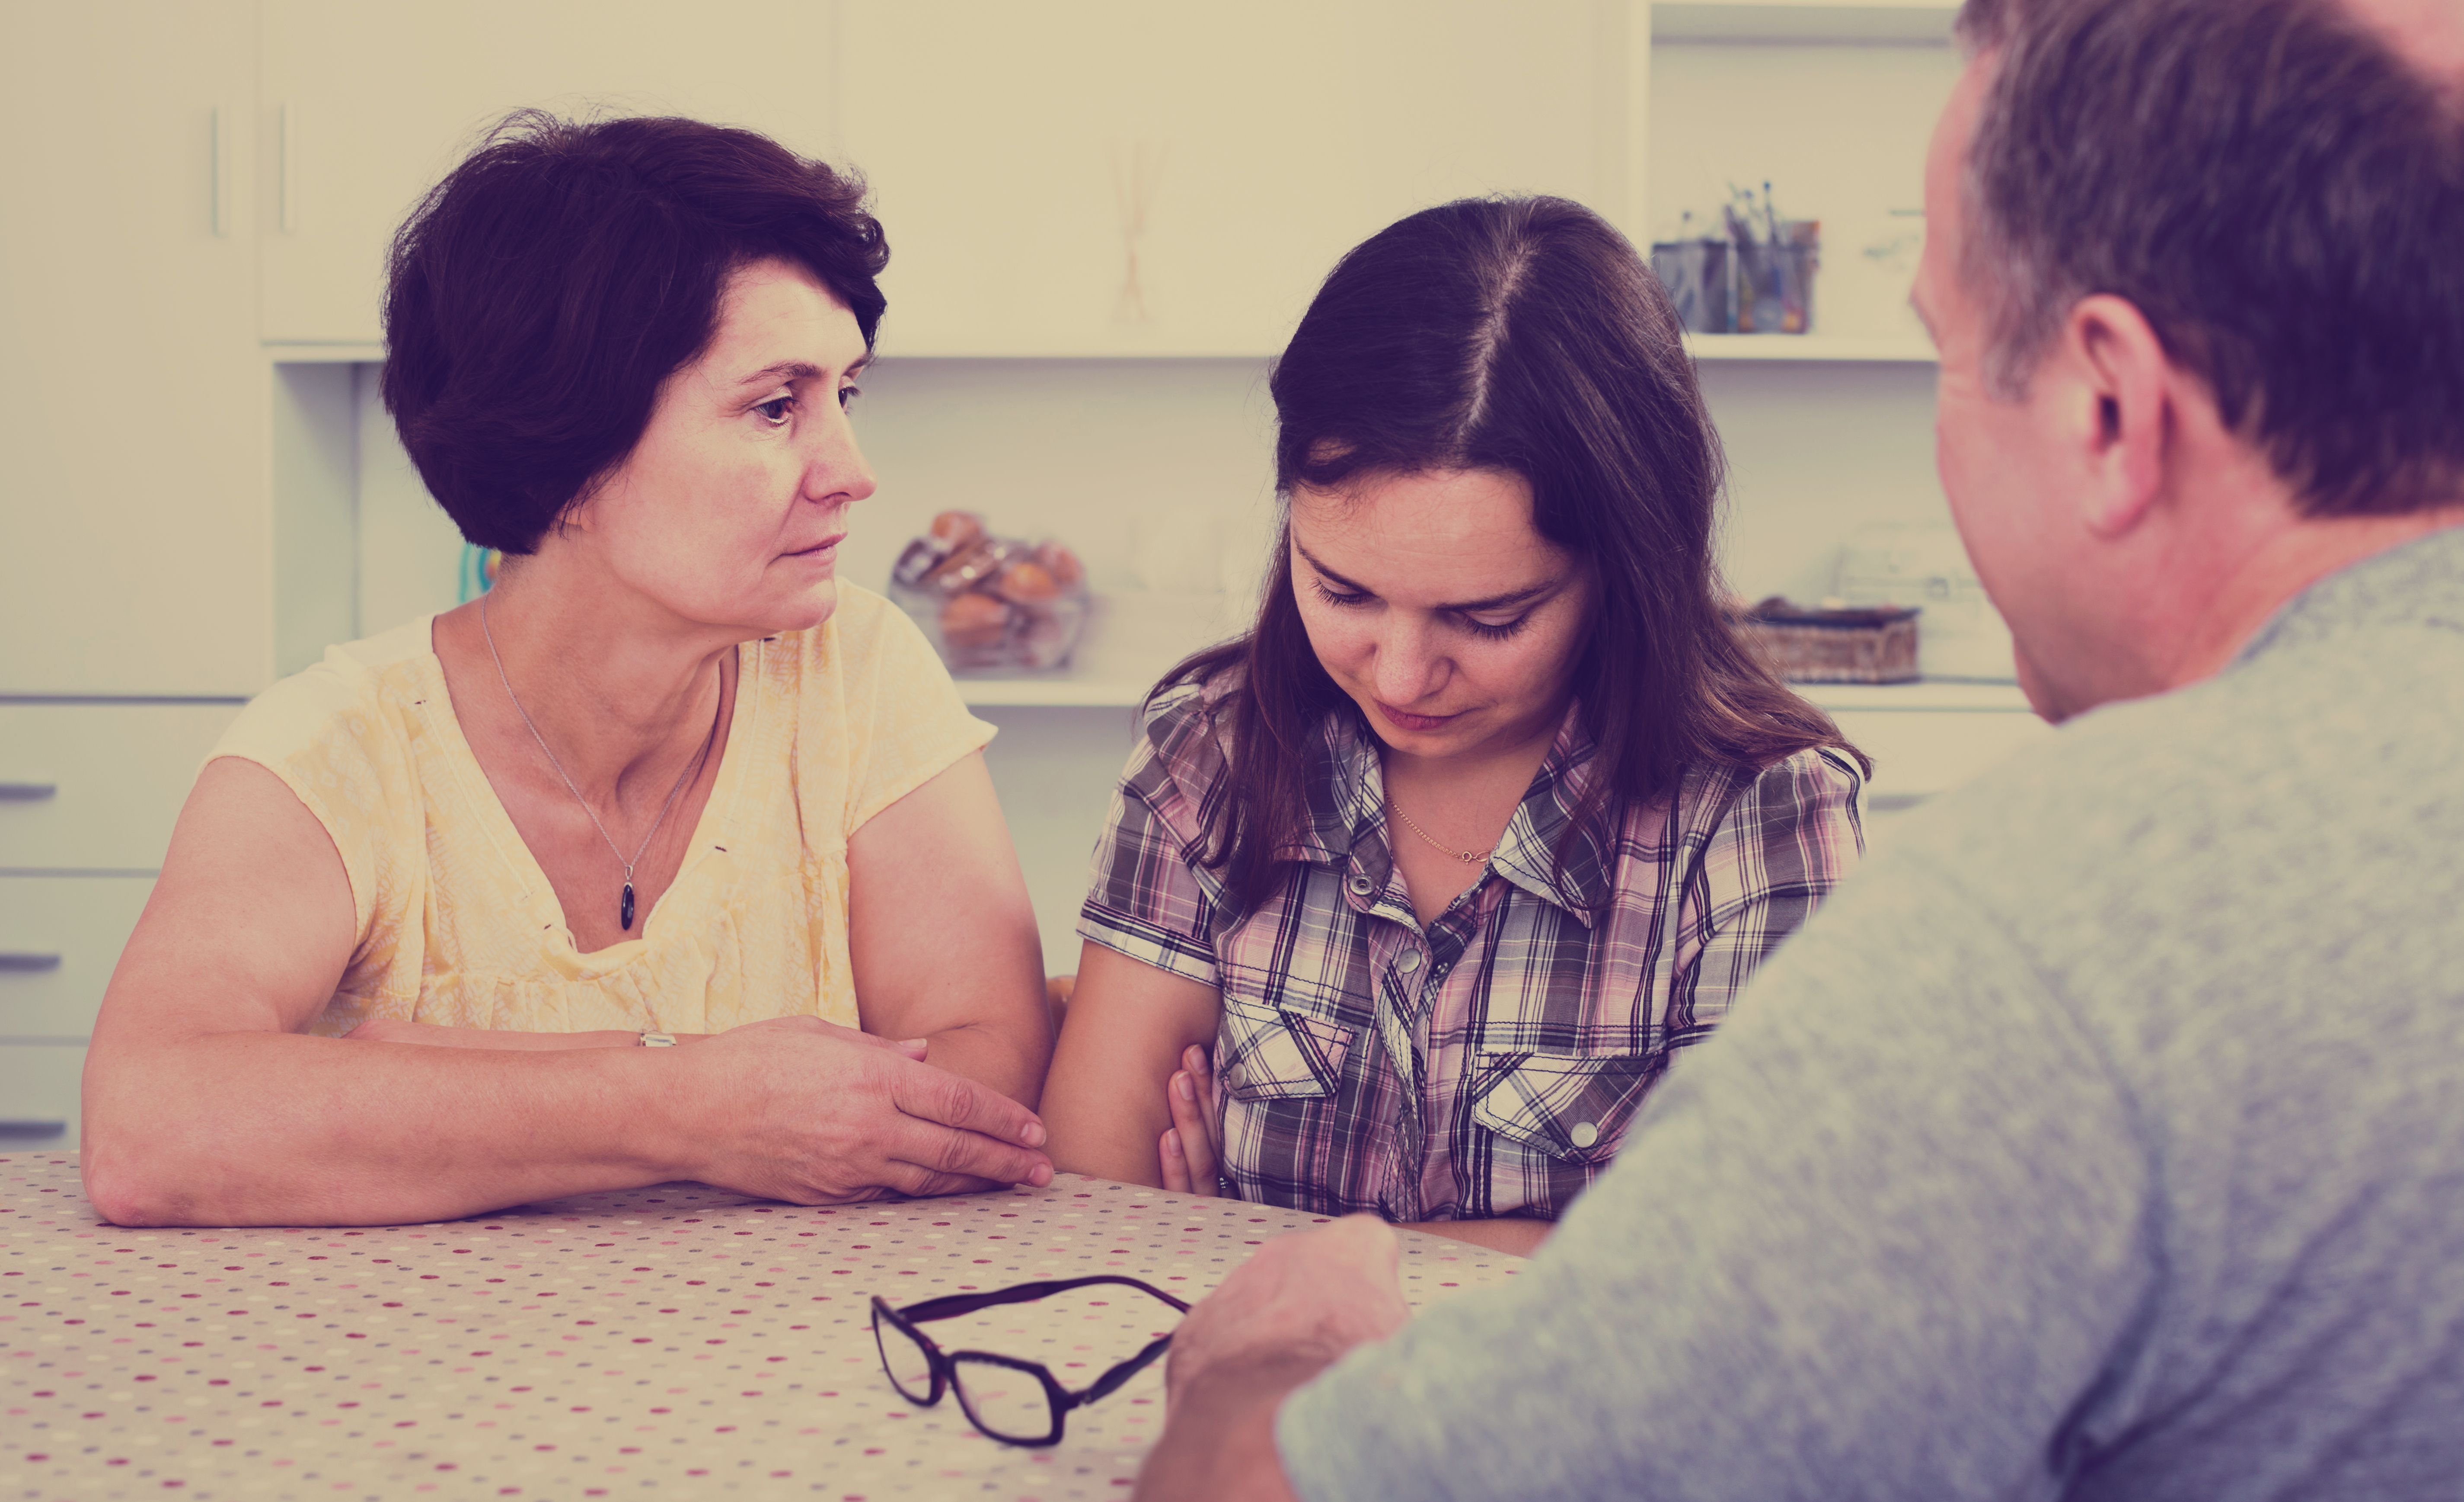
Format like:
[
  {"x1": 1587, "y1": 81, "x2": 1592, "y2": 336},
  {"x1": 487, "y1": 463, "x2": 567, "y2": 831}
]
[
  {"x1": 80, "y1": 1031, "x2": 694, "y2": 1227},
  {"x1": 346, "y1": 1019, "x2": 705, "y2": 1050}
]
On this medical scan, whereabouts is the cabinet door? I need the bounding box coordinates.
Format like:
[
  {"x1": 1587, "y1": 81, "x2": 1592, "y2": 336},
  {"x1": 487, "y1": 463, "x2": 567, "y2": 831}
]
[
  {"x1": 0, "y1": 1045, "x2": 85, "y2": 1150},
  {"x1": 842, "y1": 0, "x2": 1613, "y2": 355},
  {"x1": 0, "y1": 0, "x2": 270, "y2": 697},
  {"x1": 259, "y1": 1, "x2": 840, "y2": 344},
  {"x1": 0, "y1": 703, "x2": 243, "y2": 872},
  {"x1": 0, "y1": 877, "x2": 156, "y2": 1040}
]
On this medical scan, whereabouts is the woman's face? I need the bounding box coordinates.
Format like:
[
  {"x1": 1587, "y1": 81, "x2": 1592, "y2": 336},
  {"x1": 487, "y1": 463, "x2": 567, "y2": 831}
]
[
  {"x1": 564, "y1": 257, "x2": 875, "y2": 637},
  {"x1": 1289, "y1": 468, "x2": 1592, "y2": 766}
]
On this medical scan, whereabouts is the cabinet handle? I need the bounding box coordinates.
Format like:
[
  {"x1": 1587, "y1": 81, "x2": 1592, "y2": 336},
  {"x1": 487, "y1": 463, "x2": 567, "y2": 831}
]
[
  {"x1": 0, "y1": 954, "x2": 64, "y2": 973},
  {"x1": 0, "y1": 783, "x2": 58, "y2": 802},
  {"x1": 280, "y1": 101, "x2": 300, "y2": 234},
  {"x1": 0, "y1": 1122, "x2": 69, "y2": 1141}
]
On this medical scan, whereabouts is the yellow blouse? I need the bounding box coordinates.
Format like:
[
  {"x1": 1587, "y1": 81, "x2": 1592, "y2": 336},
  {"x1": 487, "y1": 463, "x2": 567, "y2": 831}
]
[{"x1": 207, "y1": 585, "x2": 993, "y2": 1037}]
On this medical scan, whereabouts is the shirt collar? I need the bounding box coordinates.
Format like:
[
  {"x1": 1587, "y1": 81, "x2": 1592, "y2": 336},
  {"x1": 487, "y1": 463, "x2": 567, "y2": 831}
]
[{"x1": 1290, "y1": 703, "x2": 1619, "y2": 923}]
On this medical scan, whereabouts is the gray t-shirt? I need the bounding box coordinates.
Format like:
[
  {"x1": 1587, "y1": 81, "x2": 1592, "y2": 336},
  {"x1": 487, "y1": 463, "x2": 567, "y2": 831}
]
[{"x1": 1278, "y1": 526, "x2": 2464, "y2": 1501}]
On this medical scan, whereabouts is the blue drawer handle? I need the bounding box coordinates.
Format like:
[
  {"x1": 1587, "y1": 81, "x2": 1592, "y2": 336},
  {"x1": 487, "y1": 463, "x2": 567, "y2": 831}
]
[
  {"x1": 0, "y1": 1122, "x2": 69, "y2": 1140},
  {"x1": 0, "y1": 783, "x2": 59, "y2": 802},
  {"x1": 0, "y1": 954, "x2": 63, "y2": 973}
]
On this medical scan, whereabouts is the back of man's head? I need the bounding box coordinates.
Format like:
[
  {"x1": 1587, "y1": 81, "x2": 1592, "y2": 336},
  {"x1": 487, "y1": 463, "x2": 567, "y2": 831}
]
[{"x1": 1955, "y1": 0, "x2": 2464, "y2": 518}]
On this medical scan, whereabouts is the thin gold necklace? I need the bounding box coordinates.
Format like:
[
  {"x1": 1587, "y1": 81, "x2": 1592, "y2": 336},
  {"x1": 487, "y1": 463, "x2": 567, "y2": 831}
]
[
  {"x1": 481, "y1": 592, "x2": 722, "y2": 932},
  {"x1": 1388, "y1": 799, "x2": 1493, "y2": 866}
]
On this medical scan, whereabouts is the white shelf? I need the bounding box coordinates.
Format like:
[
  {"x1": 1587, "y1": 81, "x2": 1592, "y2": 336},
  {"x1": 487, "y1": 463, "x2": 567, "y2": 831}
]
[
  {"x1": 1800, "y1": 680, "x2": 2032, "y2": 713},
  {"x1": 1685, "y1": 333, "x2": 1937, "y2": 362},
  {"x1": 953, "y1": 594, "x2": 2030, "y2": 713},
  {"x1": 1653, "y1": 1, "x2": 1957, "y2": 45},
  {"x1": 270, "y1": 337, "x2": 1938, "y2": 367},
  {"x1": 952, "y1": 591, "x2": 1239, "y2": 710},
  {"x1": 266, "y1": 342, "x2": 385, "y2": 364}
]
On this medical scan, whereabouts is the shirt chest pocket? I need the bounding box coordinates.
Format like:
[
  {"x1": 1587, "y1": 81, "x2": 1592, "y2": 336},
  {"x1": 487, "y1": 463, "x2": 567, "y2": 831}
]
[
  {"x1": 1469, "y1": 1049, "x2": 1669, "y2": 1165},
  {"x1": 1214, "y1": 973, "x2": 1365, "y2": 1103}
]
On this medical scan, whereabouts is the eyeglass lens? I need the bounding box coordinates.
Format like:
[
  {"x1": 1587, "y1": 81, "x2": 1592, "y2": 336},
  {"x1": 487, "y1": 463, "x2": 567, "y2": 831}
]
[
  {"x1": 872, "y1": 1311, "x2": 938, "y2": 1405},
  {"x1": 950, "y1": 1355, "x2": 1054, "y2": 1444}
]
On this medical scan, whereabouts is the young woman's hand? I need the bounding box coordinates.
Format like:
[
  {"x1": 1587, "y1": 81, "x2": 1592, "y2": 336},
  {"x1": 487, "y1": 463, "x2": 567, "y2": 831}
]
[{"x1": 1159, "y1": 1043, "x2": 1225, "y2": 1195}]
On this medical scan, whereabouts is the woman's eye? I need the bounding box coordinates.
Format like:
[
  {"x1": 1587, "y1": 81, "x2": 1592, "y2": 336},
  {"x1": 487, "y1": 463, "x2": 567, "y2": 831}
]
[
  {"x1": 754, "y1": 395, "x2": 795, "y2": 426},
  {"x1": 836, "y1": 384, "x2": 862, "y2": 410},
  {"x1": 1462, "y1": 614, "x2": 1531, "y2": 642},
  {"x1": 1311, "y1": 581, "x2": 1372, "y2": 609}
]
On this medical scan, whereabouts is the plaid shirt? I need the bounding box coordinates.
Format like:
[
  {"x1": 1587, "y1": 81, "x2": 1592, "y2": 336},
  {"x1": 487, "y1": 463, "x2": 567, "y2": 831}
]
[{"x1": 1079, "y1": 685, "x2": 1864, "y2": 1223}]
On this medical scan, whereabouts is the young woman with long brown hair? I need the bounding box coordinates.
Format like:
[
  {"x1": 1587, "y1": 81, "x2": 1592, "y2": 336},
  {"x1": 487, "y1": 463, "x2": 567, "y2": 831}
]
[{"x1": 1040, "y1": 196, "x2": 1867, "y2": 1253}]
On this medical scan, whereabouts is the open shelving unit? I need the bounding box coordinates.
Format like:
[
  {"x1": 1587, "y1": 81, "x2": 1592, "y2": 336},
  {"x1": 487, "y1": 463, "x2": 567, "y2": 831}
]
[
  {"x1": 1653, "y1": 0, "x2": 1957, "y2": 47},
  {"x1": 1685, "y1": 333, "x2": 1934, "y2": 362}
]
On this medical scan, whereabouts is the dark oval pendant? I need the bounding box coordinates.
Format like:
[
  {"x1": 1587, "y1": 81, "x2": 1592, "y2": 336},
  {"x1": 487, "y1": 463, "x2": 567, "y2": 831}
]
[{"x1": 620, "y1": 882, "x2": 636, "y2": 931}]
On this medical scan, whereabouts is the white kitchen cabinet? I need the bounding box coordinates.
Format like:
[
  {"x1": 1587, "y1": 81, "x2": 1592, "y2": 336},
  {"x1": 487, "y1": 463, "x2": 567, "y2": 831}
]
[
  {"x1": 0, "y1": 701, "x2": 238, "y2": 1154},
  {"x1": 258, "y1": 0, "x2": 842, "y2": 345},
  {"x1": 841, "y1": 0, "x2": 1621, "y2": 357},
  {"x1": 0, "y1": 703, "x2": 242, "y2": 872},
  {"x1": 0, "y1": 1046, "x2": 86, "y2": 1151},
  {"x1": 0, "y1": 877, "x2": 156, "y2": 1040},
  {"x1": 0, "y1": 0, "x2": 270, "y2": 697}
]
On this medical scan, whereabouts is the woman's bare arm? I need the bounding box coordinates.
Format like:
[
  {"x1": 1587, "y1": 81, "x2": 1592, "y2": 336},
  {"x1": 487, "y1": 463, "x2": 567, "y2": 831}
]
[
  {"x1": 845, "y1": 751, "x2": 1052, "y2": 1112},
  {"x1": 79, "y1": 759, "x2": 1050, "y2": 1228},
  {"x1": 1042, "y1": 942, "x2": 1221, "y2": 1186}
]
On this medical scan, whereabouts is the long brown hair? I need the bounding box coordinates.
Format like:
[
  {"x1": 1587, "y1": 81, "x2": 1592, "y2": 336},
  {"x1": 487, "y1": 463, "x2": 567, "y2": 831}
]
[{"x1": 1164, "y1": 195, "x2": 1863, "y2": 917}]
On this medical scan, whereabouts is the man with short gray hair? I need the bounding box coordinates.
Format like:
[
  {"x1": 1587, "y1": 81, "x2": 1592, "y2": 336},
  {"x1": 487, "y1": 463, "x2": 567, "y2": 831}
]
[{"x1": 1136, "y1": 0, "x2": 2464, "y2": 1496}]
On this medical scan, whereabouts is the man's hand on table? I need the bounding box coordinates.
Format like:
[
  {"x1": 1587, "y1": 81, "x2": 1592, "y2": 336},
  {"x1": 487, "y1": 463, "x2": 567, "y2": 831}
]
[{"x1": 1138, "y1": 1214, "x2": 1412, "y2": 1502}]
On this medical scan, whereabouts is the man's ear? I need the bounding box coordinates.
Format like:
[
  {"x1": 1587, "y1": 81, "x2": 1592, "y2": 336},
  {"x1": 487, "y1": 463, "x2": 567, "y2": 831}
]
[{"x1": 2061, "y1": 294, "x2": 2174, "y2": 539}]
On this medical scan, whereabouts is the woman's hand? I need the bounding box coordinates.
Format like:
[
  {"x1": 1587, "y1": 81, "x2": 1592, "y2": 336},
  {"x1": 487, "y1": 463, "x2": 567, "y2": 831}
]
[
  {"x1": 672, "y1": 1016, "x2": 1053, "y2": 1203},
  {"x1": 1159, "y1": 1042, "x2": 1225, "y2": 1196}
]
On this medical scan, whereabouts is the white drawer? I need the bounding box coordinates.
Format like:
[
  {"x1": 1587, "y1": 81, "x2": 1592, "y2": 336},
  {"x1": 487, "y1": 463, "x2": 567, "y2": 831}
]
[
  {"x1": 0, "y1": 875, "x2": 155, "y2": 1039},
  {"x1": 0, "y1": 1043, "x2": 84, "y2": 1151},
  {"x1": 0, "y1": 702, "x2": 243, "y2": 870}
]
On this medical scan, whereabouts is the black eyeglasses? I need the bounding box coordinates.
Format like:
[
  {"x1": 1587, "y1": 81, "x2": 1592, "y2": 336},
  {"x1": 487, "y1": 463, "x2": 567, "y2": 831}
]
[{"x1": 870, "y1": 1274, "x2": 1192, "y2": 1447}]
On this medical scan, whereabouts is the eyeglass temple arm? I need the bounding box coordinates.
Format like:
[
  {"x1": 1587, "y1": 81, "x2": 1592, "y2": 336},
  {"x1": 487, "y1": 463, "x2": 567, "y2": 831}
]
[
  {"x1": 1072, "y1": 1332, "x2": 1175, "y2": 1409},
  {"x1": 897, "y1": 1274, "x2": 1191, "y2": 1324}
]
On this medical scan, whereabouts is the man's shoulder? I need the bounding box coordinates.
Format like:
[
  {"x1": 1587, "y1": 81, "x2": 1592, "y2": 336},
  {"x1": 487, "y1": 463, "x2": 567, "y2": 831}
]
[{"x1": 1875, "y1": 615, "x2": 2463, "y2": 1040}]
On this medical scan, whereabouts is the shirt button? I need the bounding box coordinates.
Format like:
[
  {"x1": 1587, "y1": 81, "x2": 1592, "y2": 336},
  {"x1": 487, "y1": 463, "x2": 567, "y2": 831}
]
[
  {"x1": 1347, "y1": 874, "x2": 1375, "y2": 896},
  {"x1": 1397, "y1": 951, "x2": 1423, "y2": 973},
  {"x1": 1569, "y1": 1121, "x2": 1600, "y2": 1149}
]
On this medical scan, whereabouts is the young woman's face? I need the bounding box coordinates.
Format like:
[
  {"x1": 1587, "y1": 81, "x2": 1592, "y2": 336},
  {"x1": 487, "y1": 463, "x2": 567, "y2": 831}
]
[
  {"x1": 565, "y1": 257, "x2": 875, "y2": 636},
  {"x1": 1289, "y1": 468, "x2": 1592, "y2": 765}
]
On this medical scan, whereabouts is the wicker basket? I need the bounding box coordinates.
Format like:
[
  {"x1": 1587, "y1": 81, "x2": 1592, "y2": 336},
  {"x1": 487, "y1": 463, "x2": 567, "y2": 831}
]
[{"x1": 1733, "y1": 597, "x2": 1921, "y2": 684}]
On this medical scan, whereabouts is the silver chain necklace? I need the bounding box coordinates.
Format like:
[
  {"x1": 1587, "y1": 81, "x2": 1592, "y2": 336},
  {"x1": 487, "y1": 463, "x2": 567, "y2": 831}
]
[{"x1": 481, "y1": 592, "x2": 723, "y2": 932}]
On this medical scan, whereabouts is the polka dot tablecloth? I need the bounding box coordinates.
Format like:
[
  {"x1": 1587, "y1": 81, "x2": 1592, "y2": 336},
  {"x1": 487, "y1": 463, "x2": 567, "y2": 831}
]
[{"x1": 0, "y1": 1156, "x2": 1521, "y2": 1499}]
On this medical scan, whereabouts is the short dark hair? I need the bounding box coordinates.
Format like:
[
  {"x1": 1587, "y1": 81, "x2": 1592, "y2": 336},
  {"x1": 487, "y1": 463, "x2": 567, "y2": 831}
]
[
  {"x1": 1165, "y1": 196, "x2": 1863, "y2": 917},
  {"x1": 1956, "y1": 0, "x2": 2464, "y2": 516},
  {"x1": 381, "y1": 112, "x2": 889, "y2": 553}
]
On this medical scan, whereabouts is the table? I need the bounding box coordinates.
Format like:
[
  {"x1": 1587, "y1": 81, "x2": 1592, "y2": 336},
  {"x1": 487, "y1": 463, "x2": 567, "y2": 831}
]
[{"x1": 0, "y1": 1154, "x2": 1522, "y2": 1499}]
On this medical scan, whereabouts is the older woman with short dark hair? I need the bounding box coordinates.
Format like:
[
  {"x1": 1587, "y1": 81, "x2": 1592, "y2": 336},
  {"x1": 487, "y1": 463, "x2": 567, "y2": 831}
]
[{"x1": 80, "y1": 113, "x2": 1054, "y2": 1228}]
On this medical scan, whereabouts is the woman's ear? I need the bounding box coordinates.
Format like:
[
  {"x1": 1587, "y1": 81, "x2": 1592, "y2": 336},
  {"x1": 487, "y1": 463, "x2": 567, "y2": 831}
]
[{"x1": 2061, "y1": 293, "x2": 2177, "y2": 539}]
